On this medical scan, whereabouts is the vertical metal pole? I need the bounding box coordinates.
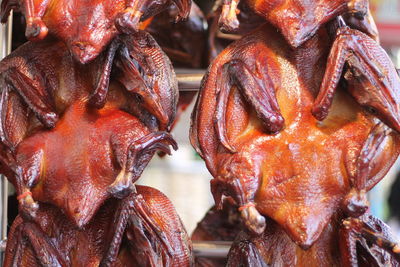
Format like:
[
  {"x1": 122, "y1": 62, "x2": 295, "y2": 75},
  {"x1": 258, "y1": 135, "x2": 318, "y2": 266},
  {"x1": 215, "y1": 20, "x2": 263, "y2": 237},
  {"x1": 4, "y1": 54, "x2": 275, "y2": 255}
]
[{"x1": 0, "y1": 11, "x2": 13, "y2": 263}]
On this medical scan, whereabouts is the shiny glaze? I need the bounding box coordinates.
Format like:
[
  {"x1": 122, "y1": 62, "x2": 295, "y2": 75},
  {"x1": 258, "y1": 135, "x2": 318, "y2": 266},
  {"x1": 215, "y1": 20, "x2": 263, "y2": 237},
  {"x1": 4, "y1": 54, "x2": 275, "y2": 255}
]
[
  {"x1": 313, "y1": 24, "x2": 400, "y2": 132},
  {"x1": 207, "y1": 1, "x2": 264, "y2": 63},
  {"x1": 190, "y1": 23, "x2": 400, "y2": 263},
  {"x1": 0, "y1": 30, "x2": 178, "y2": 134},
  {"x1": 0, "y1": 1, "x2": 196, "y2": 266},
  {"x1": 16, "y1": 100, "x2": 152, "y2": 226}
]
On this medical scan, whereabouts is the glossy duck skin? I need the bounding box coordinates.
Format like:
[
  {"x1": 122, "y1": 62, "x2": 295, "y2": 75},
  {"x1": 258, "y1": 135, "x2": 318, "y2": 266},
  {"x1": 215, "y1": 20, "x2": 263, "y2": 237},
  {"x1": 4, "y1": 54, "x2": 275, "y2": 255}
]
[
  {"x1": 223, "y1": 213, "x2": 400, "y2": 266},
  {"x1": 207, "y1": 1, "x2": 264, "y2": 63},
  {"x1": 4, "y1": 186, "x2": 193, "y2": 267},
  {"x1": 218, "y1": 0, "x2": 369, "y2": 47},
  {"x1": 222, "y1": 122, "x2": 400, "y2": 266},
  {"x1": 190, "y1": 23, "x2": 400, "y2": 250},
  {"x1": 0, "y1": 29, "x2": 178, "y2": 135},
  {"x1": 0, "y1": 0, "x2": 191, "y2": 63},
  {"x1": 339, "y1": 121, "x2": 400, "y2": 266},
  {"x1": 89, "y1": 31, "x2": 179, "y2": 131},
  {"x1": 312, "y1": 23, "x2": 400, "y2": 132},
  {"x1": 208, "y1": 1, "x2": 377, "y2": 73},
  {"x1": 15, "y1": 100, "x2": 176, "y2": 225},
  {"x1": 0, "y1": 35, "x2": 178, "y2": 221}
]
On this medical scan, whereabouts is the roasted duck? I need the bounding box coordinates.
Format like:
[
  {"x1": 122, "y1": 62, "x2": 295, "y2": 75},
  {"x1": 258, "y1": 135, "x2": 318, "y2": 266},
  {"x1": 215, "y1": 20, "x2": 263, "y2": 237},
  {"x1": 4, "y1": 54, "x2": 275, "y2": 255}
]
[
  {"x1": 0, "y1": 15, "x2": 192, "y2": 267},
  {"x1": 191, "y1": 12, "x2": 400, "y2": 266}
]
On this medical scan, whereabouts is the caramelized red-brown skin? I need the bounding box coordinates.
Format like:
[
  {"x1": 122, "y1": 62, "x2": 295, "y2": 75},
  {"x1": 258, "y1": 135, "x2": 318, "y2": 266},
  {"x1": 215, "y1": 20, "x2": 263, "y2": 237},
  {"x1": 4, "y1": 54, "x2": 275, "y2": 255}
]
[
  {"x1": 0, "y1": 0, "x2": 192, "y2": 63},
  {"x1": 190, "y1": 22, "x2": 400, "y2": 253},
  {"x1": 4, "y1": 186, "x2": 193, "y2": 267},
  {"x1": 207, "y1": 1, "x2": 263, "y2": 62},
  {"x1": 216, "y1": 0, "x2": 373, "y2": 48},
  {"x1": 312, "y1": 25, "x2": 400, "y2": 131},
  {"x1": 16, "y1": 100, "x2": 151, "y2": 226},
  {"x1": 0, "y1": 1, "x2": 195, "y2": 265}
]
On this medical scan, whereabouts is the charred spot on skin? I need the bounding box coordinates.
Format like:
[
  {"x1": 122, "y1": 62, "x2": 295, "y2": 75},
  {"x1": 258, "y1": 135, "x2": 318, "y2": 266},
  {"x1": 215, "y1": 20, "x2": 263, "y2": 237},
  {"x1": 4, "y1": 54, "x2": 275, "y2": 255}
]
[
  {"x1": 135, "y1": 94, "x2": 144, "y2": 104},
  {"x1": 364, "y1": 105, "x2": 377, "y2": 116}
]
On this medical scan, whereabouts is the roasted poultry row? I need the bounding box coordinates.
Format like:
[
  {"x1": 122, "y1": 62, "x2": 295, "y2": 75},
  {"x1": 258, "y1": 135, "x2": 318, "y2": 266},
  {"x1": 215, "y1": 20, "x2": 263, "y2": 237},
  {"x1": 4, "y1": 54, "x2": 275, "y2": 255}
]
[{"x1": 0, "y1": 0, "x2": 399, "y2": 266}]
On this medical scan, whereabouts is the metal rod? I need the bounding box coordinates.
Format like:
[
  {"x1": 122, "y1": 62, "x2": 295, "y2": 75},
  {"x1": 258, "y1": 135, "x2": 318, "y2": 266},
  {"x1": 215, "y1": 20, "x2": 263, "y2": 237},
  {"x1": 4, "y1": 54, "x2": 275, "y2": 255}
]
[
  {"x1": 0, "y1": 11, "x2": 12, "y2": 262},
  {"x1": 176, "y1": 69, "x2": 205, "y2": 92},
  {"x1": 193, "y1": 241, "x2": 232, "y2": 258},
  {"x1": 0, "y1": 239, "x2": 233, "y2": 258},
  {"x1": 216, "y1": 31, "x2": 242, "y2": 41},
  {"x1": 0, "y1": 239, "x2": 6, "y2": 252}
]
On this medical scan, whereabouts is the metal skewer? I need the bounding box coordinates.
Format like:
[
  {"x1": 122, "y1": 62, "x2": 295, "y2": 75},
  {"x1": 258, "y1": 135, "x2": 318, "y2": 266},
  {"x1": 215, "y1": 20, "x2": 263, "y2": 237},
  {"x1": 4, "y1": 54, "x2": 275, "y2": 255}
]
[
  {"x1": 193, "y1": 241, "x2": 232, "y2": 258},
  {"x1": 0, "y1": 11, "x2": 12, "y2": 262},
  {"x1": 0, "y1": 240, "x2": 232, "y2": 258},
  {"x1": 176, "y1": 69, "x2": 205, "y2": 92}
]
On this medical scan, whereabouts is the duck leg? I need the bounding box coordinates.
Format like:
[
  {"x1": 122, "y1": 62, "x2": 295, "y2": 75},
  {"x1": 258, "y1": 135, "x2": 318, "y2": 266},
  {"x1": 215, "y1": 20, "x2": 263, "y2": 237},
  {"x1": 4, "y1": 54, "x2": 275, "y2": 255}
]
[
  {"x1": 215, "y1": 59, "x2": 283, "y2": 152},
  {"x1": 7, "y1": 221, "x2": 66, "y2": 267},
  {"x1": 109, "y1": 131, "x2": 177, "y2": 198}
]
